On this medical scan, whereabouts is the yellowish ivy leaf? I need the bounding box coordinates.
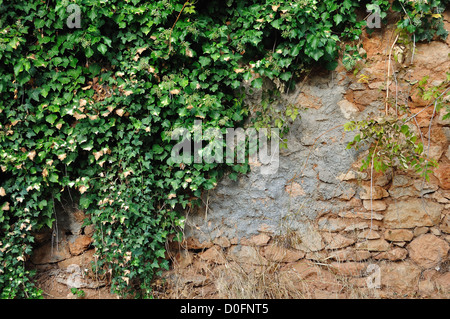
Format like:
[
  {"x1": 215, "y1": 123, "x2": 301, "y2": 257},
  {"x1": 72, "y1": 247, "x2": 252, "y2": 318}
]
[
  {"x1": 116, "y1": 109, "x2": 125, "y2": 117},
  {"x1": 27, "y1": 150, "x2": 36, "y2": 161},
  {"x1": 79, "y1": 185, "x2": 87, "y2": 194}
]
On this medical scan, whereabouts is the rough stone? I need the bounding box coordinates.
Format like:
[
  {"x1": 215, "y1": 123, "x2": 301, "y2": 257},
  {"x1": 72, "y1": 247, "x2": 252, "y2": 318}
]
[
  {"x1": 344, "y1": 222, "x2": 373, "y2": 232},
  {"x1": 293, "y1": 227, "x2": 324, "y2": 252},
  {"x1": 414, "y1": 227, "x2": 429, "y2": 237},
  {"x1": 418, "y1": 279, "x2": 436, "y2": 296},
  {"x1": 304, "y1": 250, "x2": 328, "y2": 262},
  {"x1": 340, "y1": 187, "x2": 356, "y2": 200},
  {"x1": 380, "y1": 261, "x2": 421, "y2": 294},
  {"x1": 183, "y1": 237, "x2": 213, "y2": 250},
  {"x1": 440, "y1": 215, "x2": 450, "y2": 234},
  {"x1": 357, "y1": 229, "x2": 381, "y2": 240},
  {"x1": 355, "y1": 239, "x2": 390, "y2": 252},
  {"x1": 338, "y1": 99, "x2": 359, "y2": 119},
  {"x1": 437, "y1": 107, "x2": 450, "y2": 126},
  {"x1": 384, "y1": 199, "x2": 443, "y2": 228},
  {"x1": 384, "y1": 229, "x2": 414, "y2": 242},
  {"x1": 56, "y1": 264, "x2": 105, "y2": 289},
  {"x1": 434, "y1": 163, "x2": 450, "y2": 190},
  {"x1": 338, "y1": 211, "x2": 384, "y2": 220},
  {"x1": 359, "y1": 185, "x2": 389, "y2": 200},
  {"x1": 318, "y1": 217, "x2": 349, "y2": 232},
  {"x1": 435, "y1": 272, "x2": 450, "y2": 293},
  {"x1": 442, "y1": 127, "x2": 450, "y2": 142},
  {"x1": 213, "y1": 236, "x2": 231, "y2": 248},
  {"x1": 445, "y1": 234, "x2": 450, "y2": 243},
  {"x1": 173, "y1": 250, "x2": 194, "y2": 269},
  {"x1": 362, "y1": 200, "x2": 387, "y2": 211},
  {"x1": 353, "y1": 89, "x2": 381, "y2": 106},
  {"x1": 327, "y1": 248, "x2": 372, "y2": 262},
  {"x1": 413, "y1": 41, "x2": 450, "y2": 82},
  {"x1": 285, "y1": 182, "x2": 306, "y2": 197},
  {"x1": 408, "y1": 234, "x2": 449, "y2": 269},
  {"x1": 430, "y1": 227, "x2": 441, "y2": 236},
  {"x1": 228, "y1": 245, "x2": 268, "y2": 265},
  {"x1": 368, "y1": 81, "x2": 386, "y2": 90},
  {"x1": 349, "y1": 82, "x2": 366, "y2": 91},
  {"x1": 373, "y1": 172, "x2": 392, "y2": 187},
  {"x1": 288, "y1": 260, "x2": 320, "y2": 280},
  {"x1": 444, "y1": 127, "x2": 450, "y2": 142},
  {"x1": 337, "y1": 171, "x2": 368, "y2": 181},
  {"x1": 346, "y1": 198, "x2": 363, "y2": 208},
  {"x1": 322, "y1": 233, "x2": 355, "y2": 250},
  {"x1": 68, "y1": 235, "x2": 93, "y2": 256},
  {"x1": 247, "y1": 233, "x2": 271, "y2": 246},
  {"x1": 57, "y1": 249, "x2": 96, "y2": 269},
  {"x1": 199, "y1": 245, "x2": 227, "y2": 264},
  {"x1": 55, "y1": 208, "x2": 86, "y2": 238},
  {"x1": 388, "y1": 187, "x2": 417, "y2": 199},
  {"x1": 429, "y1": 190, "x2": 450, "y2": 204},
  {"x1": 329, "y1": 262, "x2": 368, "y2": 277},
  {"x1": 262, "y1": 244, "x2": 305, "y2": 263},
  {"x1": 392, "y1": 175, "x2": 411, "y2": 187},
  {"x1": 426, "y1": 144, "x2": 445, "y2": 161},
  {"x1": 295, "y1": 89, "x2": 323, "y2": 109},
  {"x1": 83, "y1": 224, "x2": 95, "y2": 237},
  {"x1": 413, "y1": 178, "x2": 440, "y2": 195},
  {"x1": 289, "y1": 260, "x2": 342, "y2": 292},
  {"x1": 373, "y1": 248, "x2": 408, "y2": 261},
  {"x1": 418, "y1": 269, "x2": 439, "y2": 296}
]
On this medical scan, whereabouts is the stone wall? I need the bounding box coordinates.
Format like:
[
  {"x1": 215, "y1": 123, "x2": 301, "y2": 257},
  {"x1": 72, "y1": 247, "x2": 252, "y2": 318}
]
[
  {"x1": 165, "y1": 14, "x2": 450, "y2": 298},
  {"x1": 28, "y1": 13, "x2": 450, "y2": 299}
]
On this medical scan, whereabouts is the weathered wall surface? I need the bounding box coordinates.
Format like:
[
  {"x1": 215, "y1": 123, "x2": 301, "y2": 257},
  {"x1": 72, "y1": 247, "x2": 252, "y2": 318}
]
[
  {"x1": 29, "y1": 14, "x2": 450, "y2": 299},
  {"x1": 168, "y1": 14, "x2": 450, "y2": 298},
  {"x1": 185, "y1": 72, "x2": 358, "y2": 243}
]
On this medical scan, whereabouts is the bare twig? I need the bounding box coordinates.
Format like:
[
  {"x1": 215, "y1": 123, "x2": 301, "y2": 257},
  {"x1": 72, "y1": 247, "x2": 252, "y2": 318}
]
[
  {"x1": 368, "y1": 139, "x2": 379, "y2": 239},
  {"x1": 405, "y1": 86, "x2": 450, "y2": 122},
  {"x1": 386, "y1": 34, "x2": 399, "y2": 115},
  {"x1": 167, "y1": 1, "x2": 190, "y2": 56}
]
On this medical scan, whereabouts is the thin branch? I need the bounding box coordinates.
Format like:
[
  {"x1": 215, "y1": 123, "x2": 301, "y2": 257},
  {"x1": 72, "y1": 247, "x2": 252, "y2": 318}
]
[
  {"x1": 367, "y1": 139, "x2": 379, "y2": 240},
  {"x1": 167, "y1": 1, "x2": 190, "y2": 56},
  {"x1": 405, "y1": 86, "x2": 450, "y2": 123},
  {"x1": 386, "y1": 34, "x2": 399, "y2": 115},
  {"x1": 399, "y1": 1, "x2": 416, "y2": 64}
]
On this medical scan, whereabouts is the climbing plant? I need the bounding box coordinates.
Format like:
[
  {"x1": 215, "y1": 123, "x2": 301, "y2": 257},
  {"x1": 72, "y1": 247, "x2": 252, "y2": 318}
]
[
  {"x1": 0, "y1": 0, "x2": 448, "y2": 298},
  {"x1": 345, "y1": 0, "x2": 450, "y2": 180}
]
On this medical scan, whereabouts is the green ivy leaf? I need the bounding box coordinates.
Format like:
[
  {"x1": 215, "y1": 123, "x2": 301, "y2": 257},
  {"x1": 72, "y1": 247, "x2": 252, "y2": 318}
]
[
  {"x1": 334, "y1": 14, "x2": 343, "y2": 25},
  {"x1": 45, "y1": 114, "x2": 58, "y2": 125},
  {"x1": 251, "y1": 77, "x2": 263, "y2": 89}
]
